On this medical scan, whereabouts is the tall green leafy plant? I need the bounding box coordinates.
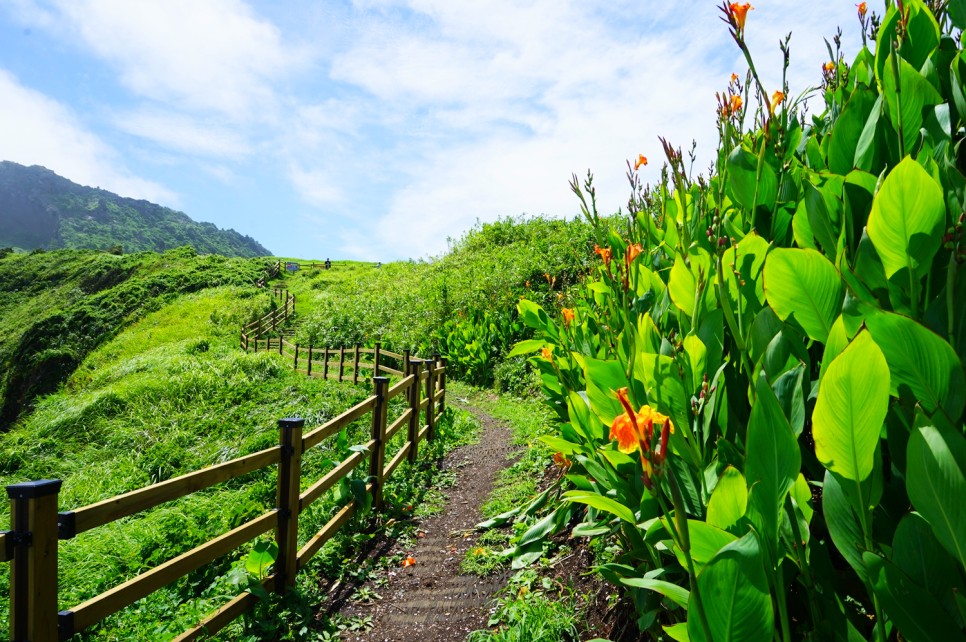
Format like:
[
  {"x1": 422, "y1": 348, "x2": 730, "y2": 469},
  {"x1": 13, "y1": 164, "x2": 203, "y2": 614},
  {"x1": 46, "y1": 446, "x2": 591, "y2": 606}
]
[{"x1": 511, "y1": 1, "x2": 966, "y2": 639}]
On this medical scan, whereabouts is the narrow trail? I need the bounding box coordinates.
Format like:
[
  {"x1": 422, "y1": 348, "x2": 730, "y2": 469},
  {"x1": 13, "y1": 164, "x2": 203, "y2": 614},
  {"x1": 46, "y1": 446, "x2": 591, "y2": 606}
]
[{"x1": 327, "y1": 403, "x2": 516, "y2": 642}]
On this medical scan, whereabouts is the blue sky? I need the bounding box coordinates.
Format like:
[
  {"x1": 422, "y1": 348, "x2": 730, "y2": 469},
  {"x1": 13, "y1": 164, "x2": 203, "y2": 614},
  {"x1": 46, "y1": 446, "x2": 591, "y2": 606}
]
[{"x1": 0, "y1": 1, "x2": 862, "y2": 260}]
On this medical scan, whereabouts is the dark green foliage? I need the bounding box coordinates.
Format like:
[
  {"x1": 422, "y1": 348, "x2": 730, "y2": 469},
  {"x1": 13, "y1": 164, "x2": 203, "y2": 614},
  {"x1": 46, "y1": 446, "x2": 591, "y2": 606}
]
[
  {"x1": 0, "y1": 248, "x2": 275, "y2": 427},
  {"x1": 0, "y1": 161, "x2": 271, "y2": 257}
]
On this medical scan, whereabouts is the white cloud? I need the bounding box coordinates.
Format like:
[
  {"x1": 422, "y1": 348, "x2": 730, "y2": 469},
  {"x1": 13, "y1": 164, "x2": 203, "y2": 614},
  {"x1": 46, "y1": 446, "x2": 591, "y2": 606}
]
[
  {"x1": 318, "y1": 0, "x2": 865, "y2": 259},
  {"x1": 114, "y1": 109, "x2": 252, "y2": 158},
  {"x1": 0, "y1": 68, "x2": 176, "y2": 204},
  {"x1": 35, "y1": 0, "x2": 307, "y2": 121},
  {"x1": 288, "y1": 165, "x2": 346, "y2": 208}
]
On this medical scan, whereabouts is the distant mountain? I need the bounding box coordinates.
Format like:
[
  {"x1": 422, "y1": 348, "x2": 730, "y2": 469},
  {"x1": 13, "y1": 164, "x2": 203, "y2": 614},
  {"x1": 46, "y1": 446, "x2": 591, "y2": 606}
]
[{"x1": 0, "y1": 161, "x2": 271, "y2": 257}]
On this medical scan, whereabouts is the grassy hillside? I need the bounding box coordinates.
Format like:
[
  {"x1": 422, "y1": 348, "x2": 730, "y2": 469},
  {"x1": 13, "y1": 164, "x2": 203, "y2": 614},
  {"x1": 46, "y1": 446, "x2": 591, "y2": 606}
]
[
  {"x1": 281, "y1": 216, "x2": 597, "y2": 392},
  {"x1": 0, "y1": 247, "x2": 279, "y2": 428},
  {"x1": 0, "y1": 253, "x2": 469, "y2": 640},
  {"x1": 0, "y1": 161, "x2": 270, "y2": 256}
]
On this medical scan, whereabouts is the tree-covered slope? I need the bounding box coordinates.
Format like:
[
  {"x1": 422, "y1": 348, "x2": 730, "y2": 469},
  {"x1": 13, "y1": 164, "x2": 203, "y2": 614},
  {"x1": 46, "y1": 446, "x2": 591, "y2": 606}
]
[{"x1": 0, "y1": 161, "x2": 271, "y2": 256}]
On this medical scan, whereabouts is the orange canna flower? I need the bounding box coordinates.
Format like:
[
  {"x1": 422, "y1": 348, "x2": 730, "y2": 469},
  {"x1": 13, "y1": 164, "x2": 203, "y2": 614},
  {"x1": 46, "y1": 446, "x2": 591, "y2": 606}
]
[
  {"x1": 730, "y1": 72, "x2": 739, "y2": 84},
  {"x1": 729, "y1": 3, "x2": 753, "y2": 32},
  {"x1": 553, "y1": 451, "x2": 572, "y2": 469},
  {"x1": 625, "y1": 243, "x2": 643, "y2": 265},
  {"x1": 634, "y1": 154, "x2": 648, "y2": 170},
  {"x1": 730, "y1": 94, "x2": 742, "y2": 114},
  {"x1": 541, "y1": 346, "x2": 553, "y2": 360},
  {"x1": 561, "y1": 308, "x2": 575, "y2": 326},
  {"x1": 770, "y1": 90, "x2": 785, "y2": 115},
  {"x1": 610, "y1": 388, "x2": 675, "y2": 489},
  {"x1": 856, "y1": 2, "x2": 867, "y2": 19},
  {"x1": 594, "y1": 244, "x2": 613, "y2": 267},
  {"x1": 824, "y1": 61, "x2": 835, "y2": 72},
  {"x1": 401, "y1": 556, "x2": 416, "y2": 567}
]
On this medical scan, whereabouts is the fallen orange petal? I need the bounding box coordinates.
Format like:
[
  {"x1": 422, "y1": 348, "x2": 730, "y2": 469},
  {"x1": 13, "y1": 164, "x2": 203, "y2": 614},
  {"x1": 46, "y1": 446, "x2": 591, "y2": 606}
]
[{"x1": 401, "y1": 556, "x2": 417, "y2": 567}]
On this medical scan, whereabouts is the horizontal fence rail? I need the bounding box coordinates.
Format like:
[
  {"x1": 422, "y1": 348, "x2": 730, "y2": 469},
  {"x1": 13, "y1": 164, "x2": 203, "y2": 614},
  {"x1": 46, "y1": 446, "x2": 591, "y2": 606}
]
[{"x1": 4, "y1": 354, "x2": 447, "y2": 642}]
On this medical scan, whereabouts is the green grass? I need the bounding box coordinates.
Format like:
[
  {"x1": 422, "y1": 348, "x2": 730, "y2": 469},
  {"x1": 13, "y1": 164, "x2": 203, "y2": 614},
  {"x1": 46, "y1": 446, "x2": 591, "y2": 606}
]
[
  {"x1": 466, "y1": 570, "x2": 581, "y2": 642},
  {"x1": 0, "y1": 266, "x2": 476, "y2": 640}
]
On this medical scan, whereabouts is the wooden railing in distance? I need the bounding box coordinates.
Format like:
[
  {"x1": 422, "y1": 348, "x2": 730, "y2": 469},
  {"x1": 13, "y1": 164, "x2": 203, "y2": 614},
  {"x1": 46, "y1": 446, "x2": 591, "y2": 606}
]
[
  {"x1": 4, "y1": 356, "x2": 447, "y2": 642},
  {"x1": 239, "y1": 288, "x2": 295, "y2": 352}
]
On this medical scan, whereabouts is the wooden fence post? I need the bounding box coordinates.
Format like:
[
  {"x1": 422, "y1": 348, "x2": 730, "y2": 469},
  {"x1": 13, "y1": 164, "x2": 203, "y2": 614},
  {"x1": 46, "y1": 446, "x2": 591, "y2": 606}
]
[
  {"x1": 291, "y1": 294, "x2": 296, "y2": 316},
  {"x1": 323, "y1": 348, "x2": 330, "y2": 380},
  {"x1": 438, "y1": 356, "x2": 447, "y2": 413},
  {"x1": 368, "y1": 378, "x2": 389, "y2": 509},
  {"x1": 7, "y1": 479, "x2": 61, "y2": 642},
  {"x1": 278, "y1": 334, "x2": 283, "y2": 356},
  {"x1": 407, "y1": 360, "x2": 422, "y2": 463},
  {"x1": 307, "y1": 345, "x2": 313, "y2": 377},
  {"x1": 294, "y1": 344, "x2": 299, "y2": 371},
  {"x1": 374, "y1": 342, "x2": 381, "y2": 377},
  {"x1": 353, "y1": 344, "x2": 361, "y2": 385},
  {"x1": 425, "y1": 359, "x2": 436, "y2": 441},
  {"x1": 275, "y1": 418, "x2": 303, "y2": 593},
  {"x1": 339, "y1": 346, "x2": 345, "y2": 382}
]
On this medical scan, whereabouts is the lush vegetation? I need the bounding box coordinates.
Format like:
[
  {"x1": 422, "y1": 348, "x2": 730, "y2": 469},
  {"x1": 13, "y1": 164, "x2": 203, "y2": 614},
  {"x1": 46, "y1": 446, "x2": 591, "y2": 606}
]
[
  {"x1": 507, "y1": 2, "x2": 966, "y2": 640},
  {"x1": 0, "y1": 247, "x2": 276, "y2": 427},
  {"x1": 283, "y1": 216, "x2": 595, "y2": 393},
  {"x1": 0, "y1": 161, "x2": 270, "y2": 256},
  {"x1": 0, "y1": 254, "x2": 474, "y2": 640}
]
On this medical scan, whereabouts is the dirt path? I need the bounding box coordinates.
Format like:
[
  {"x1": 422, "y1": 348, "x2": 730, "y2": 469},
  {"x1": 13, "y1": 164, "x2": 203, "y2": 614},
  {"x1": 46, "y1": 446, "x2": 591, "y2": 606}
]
[{"x1": 327, "y1": 404, "x2": 515, "y2": 642}]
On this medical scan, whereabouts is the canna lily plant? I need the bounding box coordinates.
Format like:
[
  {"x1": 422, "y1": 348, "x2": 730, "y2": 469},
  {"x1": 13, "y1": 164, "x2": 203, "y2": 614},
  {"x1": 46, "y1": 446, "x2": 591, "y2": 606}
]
[{"x1": 508, "y1": 1, "x2": 966, "y2": 640}]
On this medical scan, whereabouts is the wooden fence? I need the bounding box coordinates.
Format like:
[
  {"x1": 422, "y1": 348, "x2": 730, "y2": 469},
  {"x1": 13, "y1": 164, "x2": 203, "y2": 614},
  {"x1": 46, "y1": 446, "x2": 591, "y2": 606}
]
[
  {"x1": 239, "y1": 287, "x2": 295, "y2": 352},
  {"x1": 2, "y1": 356, "x2": 447, "y2": 641},
  {"x1": 255, "y1": 260, "x2": 282, "y2": 288}
]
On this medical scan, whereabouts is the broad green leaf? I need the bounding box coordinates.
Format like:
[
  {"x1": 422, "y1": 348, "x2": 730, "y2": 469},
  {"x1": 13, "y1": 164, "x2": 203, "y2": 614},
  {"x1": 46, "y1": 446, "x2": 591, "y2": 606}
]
[
  {"x1": 721, "y1": 232, "x2": 768, "y2": 320},
  {"x1": 562, "y1": 491, "x2": 636, "y2": 525},
  {"x1": 812, "y1": 330, "x2": 889, "y2": 482},
  {"x1": 663, "y1": 623, "x2": 691, "y2": 642},
  {"x1": 506, "y1": 339, "x2": 546, "y2": 357},
  {"x1": 682, "y1": 334, "x2": 707, "y2": 394},
  {"x1": 823, "y1": 470, "x2": 868, "y2": 583},
  {"x1": 706, "y1": 466, "x2": 747, "y2": 533},
  {"x1": 689, "y1": 532, "x2": 773, "y2": 642},
  {"x1": 865, "y1": 310, "x2": 966, "y2": 420},
  {"x1": 864, "y1": 552, "x2": 966, "y2": 642},
  {"x1": 245, "y1": 540, "x2": 278, "y2": 578},
  {"x1": 668, "y1": 519, "x2": 737, "y2": 574},
  {"x1": 669, "y1": 248, "x2": 712, "y2": 319},
  {"x1": 882, "y1": 55, "x2": 943, "y2": 153},
  {"x1": 727, "y1": 145, "x2": 778, "y2": 214},
  {"x1": 634, "y1": 353, "x2": 691, "y2": 457},
  {"x1": 790, "y1": 474, "x2": 813, "y2": 524},
  {"x1": 621, "y1": 577, "x2": 690, "y2": 610},
  {"x1": 575, "y1": 355, "x2": 628, "y2": 426},
  {"x1": 764, "y1": 247, "x2": 844, "y2": 343},
  {"x1": 828, "y1": 87, "x2": 878, "y2": 175},
  {"x1": 906, "y1": 423, "x2": 966, "y2": 569},
  {"x1": 516, "y1": 299, "x2": 557, "y2": 339},
  {"x1": 745, "y1": 375, "x2": 800, "y2": 561},
  {"x1": 893, "y1": 513, "x2": 961, "y2": 604},
  {"x1": 866, "y1": 156, "x2": 945, "y2": 280},
  {"x1": 804, "y1": 180, "x2": 840, "y2": 257}
]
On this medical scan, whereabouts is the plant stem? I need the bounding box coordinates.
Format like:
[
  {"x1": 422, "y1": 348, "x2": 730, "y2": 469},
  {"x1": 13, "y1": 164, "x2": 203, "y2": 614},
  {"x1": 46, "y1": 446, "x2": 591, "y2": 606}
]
[
  {"x1": 947, "y1": 253, "x2": 957, "y2": 345},
  {"x1": 784, "y1": 496, "x2": 822, "y2": 630},
  {"x1": 665, "y1": 469, "x2": 713, "y2": 642},
  {"x1": 775, "y1": 560, "x2": 792, "y2": 642}
]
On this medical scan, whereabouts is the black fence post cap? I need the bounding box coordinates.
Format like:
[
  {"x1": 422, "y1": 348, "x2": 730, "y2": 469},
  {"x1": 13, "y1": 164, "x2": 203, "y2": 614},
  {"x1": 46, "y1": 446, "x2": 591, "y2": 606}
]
[
  {"x1": 7, "y1": 479, "x2": 62, "y2": 499},
  {"x1": 278, "y1": 418, "x2": 305, "y2": 428}
]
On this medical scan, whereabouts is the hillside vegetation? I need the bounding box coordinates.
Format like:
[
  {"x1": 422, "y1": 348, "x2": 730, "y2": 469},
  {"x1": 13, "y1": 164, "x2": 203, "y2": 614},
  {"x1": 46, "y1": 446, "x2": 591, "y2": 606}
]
[
  {"x1": 0, "y1": 253, "x2": 480, "y2": 640},
  {"x1": 0, "y1": 161, "x2": 270, "y2": 256},
  {"x1": 0, "y1": 247, "x2": 276, "y2": 427},
  {"x1": 281, "y1": 216, "x2": 596, "y2": 392}
]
